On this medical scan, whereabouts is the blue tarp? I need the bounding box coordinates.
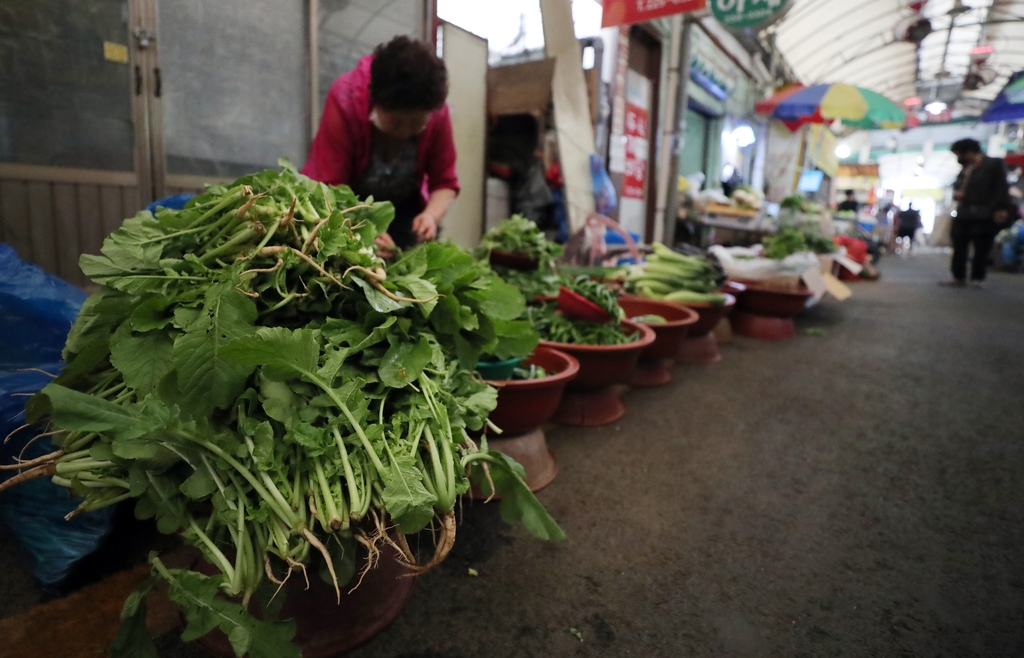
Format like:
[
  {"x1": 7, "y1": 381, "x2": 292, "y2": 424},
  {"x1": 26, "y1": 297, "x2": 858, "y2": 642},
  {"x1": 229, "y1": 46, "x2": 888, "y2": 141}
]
[{"x1": 0, "y1": 244, "x2": 114, "y2": 588}]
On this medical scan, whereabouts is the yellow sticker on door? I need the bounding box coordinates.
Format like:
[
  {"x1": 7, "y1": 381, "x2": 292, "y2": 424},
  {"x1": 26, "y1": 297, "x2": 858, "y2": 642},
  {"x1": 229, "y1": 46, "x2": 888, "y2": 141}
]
[{"x1": 103, "y1": 41, "x2": 129, "y2": 64}]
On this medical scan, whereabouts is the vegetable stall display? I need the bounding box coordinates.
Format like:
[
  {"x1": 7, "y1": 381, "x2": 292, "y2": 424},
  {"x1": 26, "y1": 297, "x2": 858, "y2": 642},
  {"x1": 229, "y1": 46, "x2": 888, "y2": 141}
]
[
  {"x1": 0, "y1": 164, "x2": 562, "y2": 657},
  {"x1": 474, "y1": 346, "x2": 580, "y2": 494},
  {"x1": 624, "y1": 243, "x2": 734, "y2": 365},
  {"x1": 625, "y1": 243, "x2": 726, "y2": 306},
  {"x1": 525, "y1": 276, "x2": 653, "y2": 427},
  {"x1": 477, "y1": 216, "x2": 564, "y2": 301},
  {"x1": 617, "y1": 296, "x2": 698, "y2": 387}
]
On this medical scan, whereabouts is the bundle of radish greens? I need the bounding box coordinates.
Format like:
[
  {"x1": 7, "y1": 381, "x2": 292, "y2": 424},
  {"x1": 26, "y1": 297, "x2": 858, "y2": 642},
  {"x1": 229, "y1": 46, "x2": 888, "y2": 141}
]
[{"x1": 3, "y1": 162, "x2": 561, "y2": 657}]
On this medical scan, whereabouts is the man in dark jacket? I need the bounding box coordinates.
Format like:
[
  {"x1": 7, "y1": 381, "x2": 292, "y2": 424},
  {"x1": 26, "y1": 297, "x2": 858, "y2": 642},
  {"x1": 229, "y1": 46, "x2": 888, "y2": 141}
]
[
  {"x1": 944, "y1": 139, "x2": 1011, "y2": 287},
  {"x1": 837, "y1": 190, "x2": 859, "y2": 212},
  {"x1": 897, "y1": 203, "x2": 922, "y2": 255}
]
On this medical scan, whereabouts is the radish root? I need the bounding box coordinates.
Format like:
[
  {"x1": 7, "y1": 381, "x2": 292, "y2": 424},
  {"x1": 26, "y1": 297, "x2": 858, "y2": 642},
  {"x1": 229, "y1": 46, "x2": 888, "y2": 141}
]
[
  {"x1": 236, "y1": 192, "x2": 266, "y2": 219},
  {"x1": 344, "y1": 265, "x2": 442, "y2": 304},
  {"x1": 352, "y1": 530, "x2": 382, "y2": 593},
  {"x1": 0, "y1": 449, "x2": 63, "y2": 470},
  {"x1": 257, "y1": 246, "x2": 346, "y2": 288},
  {"x1": 0, "y1": 463, "x2": 56, "y2": 492},
  {"x1": 302, "y1": 528, "x2": 339, "y2": 603},
  {"x1": 401, "y1": 510, "x2": 456, "y2": 576},
  {"x1": 4, "y1": 423, "x2": 30, "y2": 444}
]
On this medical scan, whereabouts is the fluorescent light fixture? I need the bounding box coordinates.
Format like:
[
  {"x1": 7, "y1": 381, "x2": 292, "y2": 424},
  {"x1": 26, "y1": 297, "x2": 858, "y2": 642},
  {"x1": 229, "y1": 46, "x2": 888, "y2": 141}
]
[
  {"x1": 925, "y1": 101, "x2": 947, "y2": 114},
  {"x1": 835, "y1": 144, "x2": 852, "y2": 159},
  {"x1": 732, "y1": 125, "x2": 756, "y2": 148}
]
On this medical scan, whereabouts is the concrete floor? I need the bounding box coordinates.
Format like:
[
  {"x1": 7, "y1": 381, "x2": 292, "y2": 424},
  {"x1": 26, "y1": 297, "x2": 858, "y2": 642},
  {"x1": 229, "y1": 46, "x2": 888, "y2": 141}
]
[{"x1": 2, "y1": 253, "x2": 1023, "y2": 657}]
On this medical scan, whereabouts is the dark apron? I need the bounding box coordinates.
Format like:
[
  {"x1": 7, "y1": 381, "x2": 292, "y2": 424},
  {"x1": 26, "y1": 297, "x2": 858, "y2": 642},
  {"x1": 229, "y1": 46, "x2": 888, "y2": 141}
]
[{"x1": 350, "y1": 133, "x2": 421, "y2": 249}]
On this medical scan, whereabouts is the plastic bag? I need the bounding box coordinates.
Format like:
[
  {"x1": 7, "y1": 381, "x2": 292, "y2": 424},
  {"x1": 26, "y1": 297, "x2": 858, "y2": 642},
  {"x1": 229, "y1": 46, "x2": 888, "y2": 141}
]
[
  {"x1": 0, "y1": 244, "x2": 87, "y2": 367},
  {"x1": 590, "y1": 155, "x2": 618, "y2": 216},
  {"x1": 931, "y1": 212, "x2": 952, "y2": 247},
  {"x1": 709, "y1": 244, "x2": 819, "y2": 281},
  {"x1": 1, "y1": 368, "x2": 116, "y2": 589},
  {"x1": 0, "y1": 243, "x2": 114, "y2": 588},
  {"x1": 145, "y1": 192, "x2": 195, "y2": 214}
]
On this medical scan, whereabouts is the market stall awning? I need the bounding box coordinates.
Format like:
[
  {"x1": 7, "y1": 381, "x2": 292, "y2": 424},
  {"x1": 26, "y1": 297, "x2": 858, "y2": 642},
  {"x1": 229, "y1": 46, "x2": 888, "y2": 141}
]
[
  {"x1": 980, "y1": 69, "x2": 1024, "y2": 122},
  {"x1": 756, "y1": 83, "x2": 906, "y2": 130}
]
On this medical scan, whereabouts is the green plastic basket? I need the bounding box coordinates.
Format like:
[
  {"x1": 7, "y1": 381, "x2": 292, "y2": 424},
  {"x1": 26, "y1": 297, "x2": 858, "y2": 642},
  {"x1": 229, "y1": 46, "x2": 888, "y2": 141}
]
[{"x1": 474, "y1": 356, "x2": 523, "y2": 380}]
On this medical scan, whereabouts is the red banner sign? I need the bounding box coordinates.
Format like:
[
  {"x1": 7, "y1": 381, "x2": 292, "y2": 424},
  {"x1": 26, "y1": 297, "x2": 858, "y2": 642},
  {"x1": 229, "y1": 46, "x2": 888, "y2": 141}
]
[
  {"x1": 622, "y1": 102, "x2": 649, "y2": 199},
  {"x1": 602, "y1": 0, "x2": 707, "y2": 28}
]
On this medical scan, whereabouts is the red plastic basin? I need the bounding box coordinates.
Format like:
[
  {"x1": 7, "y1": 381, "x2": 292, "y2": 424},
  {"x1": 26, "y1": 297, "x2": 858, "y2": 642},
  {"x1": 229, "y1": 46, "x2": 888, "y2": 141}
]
[
  {"x1": 489, "y1": 249, "x2": 538, "y2": 271},
  {"x1": 557, "y1": 286, "x2": 614, "y2": 323},
  {"x1": 485, "y1": 346, "x2": 580, "y2": 436},
  {"x1": 733, "y1": 281, "x2": 813, "y2": 318},
  {"x1": 539, "y1": 320, "x2": 655, "y2": 391},
  {"x1": 618, "y1": 296, "x2": 699, "y2": 360},
  {"x1": 679, "y1": 293, "x2": 736, "y2": 337}
]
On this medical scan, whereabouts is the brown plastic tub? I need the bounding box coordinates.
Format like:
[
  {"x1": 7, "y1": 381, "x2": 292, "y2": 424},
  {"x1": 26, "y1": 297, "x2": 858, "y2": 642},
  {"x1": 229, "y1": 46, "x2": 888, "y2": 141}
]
[
  {"x1": 192, "y1": 541, "x2": 416, "y2": 657},
  {"x1": 540, "y1": 320, "x2": 655, "y2": 426},
  {"x1": 618, "y1": 296, "x2": 699, "y2": 386},
  {"x1": 676, "y1": 293, "x2": 735, "y2": 364},
  {"x1": 485, "y1": 346, "x2": 580, "y2": 436}
]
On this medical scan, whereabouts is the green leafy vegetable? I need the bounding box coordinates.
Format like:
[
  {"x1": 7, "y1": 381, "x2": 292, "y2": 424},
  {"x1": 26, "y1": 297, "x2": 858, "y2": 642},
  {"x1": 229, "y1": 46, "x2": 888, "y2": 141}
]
[
  {"x1": 480, "y1": 217, "x2": 565, "y2": 301},
  {"x1": 4, "y1": 163, "x2": 561, "y2": 658},
  {"x1": 626, "y1": 242, "x2": 721, "y2": 301},
  {"x1": 525, "y1": 302, "x2": 637, "y2": 346},
  {"x1": 563, "y1": 275, "x2": 625, "y2": 321},
  {"x1": 477, "y1": 215, "x2": 563, "y2": 265},
  {"x1": 763, "y1": 228, "x2": 809, "y2": 259}
]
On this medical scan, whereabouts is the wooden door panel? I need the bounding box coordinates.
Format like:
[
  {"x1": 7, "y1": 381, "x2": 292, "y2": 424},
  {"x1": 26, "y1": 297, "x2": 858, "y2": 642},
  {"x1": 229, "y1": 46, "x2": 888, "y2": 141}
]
[
  {"x1": 27, "y1": 182, "x2": 59, "y2": 275},
  {"x1": 53, "y1": 184, "x2": 85, "y2": 285},
  {"x1": 0, "y1": 181, "x2": 32, "y2": 262},
  {"x1": 77, "y1": 185, "x2": 105, "y2": 258},
  {"x1": 99, "y1": 185, "x2": 126, "y2": 239}
]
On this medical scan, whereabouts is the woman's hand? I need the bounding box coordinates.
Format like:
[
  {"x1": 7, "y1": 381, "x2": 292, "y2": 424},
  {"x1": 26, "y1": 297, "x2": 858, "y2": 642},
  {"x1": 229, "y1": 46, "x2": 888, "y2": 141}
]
[
  {"x1": 412, "y1": 212, "x2": 439, "y2": 242},
  {"x1": 375, "y1": 232, "x2": 396, "y2": 259}
]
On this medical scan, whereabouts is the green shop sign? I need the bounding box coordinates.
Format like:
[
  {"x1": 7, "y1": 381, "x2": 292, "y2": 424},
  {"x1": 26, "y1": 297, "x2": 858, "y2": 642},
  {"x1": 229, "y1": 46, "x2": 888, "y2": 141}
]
[{"x1": 711, "y1": 0, "x2": 791, "y2": 30}]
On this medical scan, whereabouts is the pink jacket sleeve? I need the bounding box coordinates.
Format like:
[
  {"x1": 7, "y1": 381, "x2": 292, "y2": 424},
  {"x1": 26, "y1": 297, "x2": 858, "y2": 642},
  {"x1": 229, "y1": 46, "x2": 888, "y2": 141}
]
[
  {"x1": 302, "y1": 91, "x2": 354, "y2": 186},
  {"x1": 425, "y1": 106, "x2": 460, "y2": 195}
]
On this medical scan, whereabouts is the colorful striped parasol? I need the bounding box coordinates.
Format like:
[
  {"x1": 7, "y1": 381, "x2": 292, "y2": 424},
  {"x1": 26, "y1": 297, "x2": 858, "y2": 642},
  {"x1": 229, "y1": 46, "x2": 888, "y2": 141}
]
[
  {"x1": 980, "y1": 70, "x2": 1024, "y2": 123},
  {"x1": 755, "y1": 83, "x2": 906, "y2": 130}
]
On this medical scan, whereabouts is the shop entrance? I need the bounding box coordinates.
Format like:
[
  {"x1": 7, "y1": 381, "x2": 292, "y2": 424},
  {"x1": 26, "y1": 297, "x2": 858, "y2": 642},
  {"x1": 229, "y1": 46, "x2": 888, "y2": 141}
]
[{"x1": 680, "y1": 107, "x2": 712, "y2": 186}]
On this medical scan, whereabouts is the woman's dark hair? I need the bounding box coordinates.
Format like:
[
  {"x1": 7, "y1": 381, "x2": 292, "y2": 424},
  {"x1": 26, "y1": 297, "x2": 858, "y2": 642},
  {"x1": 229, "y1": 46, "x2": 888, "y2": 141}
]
[
  {"x1": 951, "y1": 138, "x2": 982, "y2": 155},
  {"x1": 370, "y1": 36, "x2": 448, "y2": 112}
]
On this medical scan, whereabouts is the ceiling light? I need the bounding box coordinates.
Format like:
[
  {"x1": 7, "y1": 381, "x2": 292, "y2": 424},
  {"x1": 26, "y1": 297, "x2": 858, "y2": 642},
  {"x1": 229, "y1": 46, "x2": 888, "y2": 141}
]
[
  {"x1": 925, "y1": 101, "x2": 947, "y2": 114},
  {"x1": 835, "y1": 144, "x2": 852, "y2": 159}
]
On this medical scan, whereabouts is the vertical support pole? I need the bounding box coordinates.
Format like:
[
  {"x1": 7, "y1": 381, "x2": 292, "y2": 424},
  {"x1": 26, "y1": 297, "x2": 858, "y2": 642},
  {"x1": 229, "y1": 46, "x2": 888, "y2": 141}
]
[
  {"x1": 142, "y1": 0, "x2": 164, "y2": 201},
  {"x1": 309, "y1": 0, "x2": 320, "y2": 143},
  {"x1": 661, "y1": 16, "x2": 694, "y2": 246},
  {"x1": 128, "y1": 0, "x2": 155, "y2": 205},
  {"x1": 653, "y1": 15, "x2": 683, "y2": 244}
]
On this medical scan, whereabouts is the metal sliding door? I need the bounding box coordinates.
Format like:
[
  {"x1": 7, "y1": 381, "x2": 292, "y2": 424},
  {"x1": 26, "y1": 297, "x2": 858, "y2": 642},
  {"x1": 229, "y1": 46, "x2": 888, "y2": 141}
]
[
  {"x1": 0, "y1": 0, "x2": 151, "y2": 285},
  {"x1": 151, "y1": 0, "x2": 312, "y2": 194}
]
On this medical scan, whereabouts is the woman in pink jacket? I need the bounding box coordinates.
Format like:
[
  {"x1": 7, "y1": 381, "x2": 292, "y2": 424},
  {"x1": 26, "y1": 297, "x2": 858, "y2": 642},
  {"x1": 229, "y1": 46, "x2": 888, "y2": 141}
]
[{"x1": 303, "y1": 37, "x2": 459, "y2": 254}]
